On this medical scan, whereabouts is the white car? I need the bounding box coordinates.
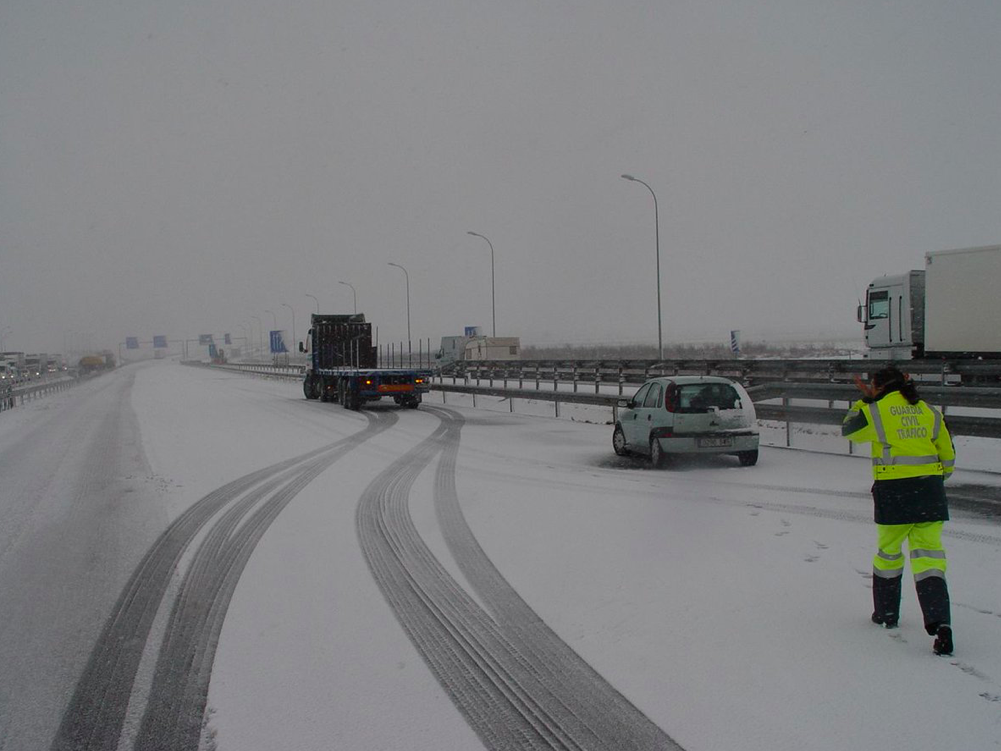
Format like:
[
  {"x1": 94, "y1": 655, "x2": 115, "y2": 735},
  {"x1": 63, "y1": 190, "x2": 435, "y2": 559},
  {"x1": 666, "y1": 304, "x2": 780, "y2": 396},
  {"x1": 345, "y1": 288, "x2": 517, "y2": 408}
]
[{"x1": 612, "y1": 375, "x2": 759, "y2": 467}]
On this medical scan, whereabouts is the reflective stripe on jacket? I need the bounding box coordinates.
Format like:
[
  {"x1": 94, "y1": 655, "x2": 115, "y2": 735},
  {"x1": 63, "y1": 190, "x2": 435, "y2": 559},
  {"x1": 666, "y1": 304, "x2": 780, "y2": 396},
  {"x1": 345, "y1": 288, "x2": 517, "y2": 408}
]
[{"x1": 841, "y1": 390, "x2": 955, "y2": 481}]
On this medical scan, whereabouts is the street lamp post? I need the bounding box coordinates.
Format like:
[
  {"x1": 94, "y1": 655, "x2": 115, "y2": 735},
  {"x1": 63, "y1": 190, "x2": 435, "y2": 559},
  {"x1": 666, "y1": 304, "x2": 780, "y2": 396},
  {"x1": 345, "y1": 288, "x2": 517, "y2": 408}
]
[
  {"x1": 621, "y1": 174, "x2": 663, "y2": 360},
  {"x1": 387, "y1": 263, "x2": 411, "y2": 343},
  {"x1": 305, "y1": 294, "x2": 320, "y2": 314},
  {"x1": 281, "y1": 303, "x2": 296, "y2": 354},
  {"x1": 466, "y1": 231, "x2": 496, "y2": 337},
  {"x1": 251, "y1": 316, "x2": 263, "y2": 360},
  {"x1": 238, "y1": 324, "x2": 251, "y2": 359},
  {"x1": 338, "y1": 281, "x2": 357, "y2": 314}
]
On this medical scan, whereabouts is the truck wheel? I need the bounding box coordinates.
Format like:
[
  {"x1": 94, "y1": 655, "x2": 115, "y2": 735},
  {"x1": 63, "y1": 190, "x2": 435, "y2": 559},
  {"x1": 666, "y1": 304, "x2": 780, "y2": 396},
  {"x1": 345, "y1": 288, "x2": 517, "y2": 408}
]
[
  {"x1": 303, "y1": 376, "x2": 319, "y2": 400},
  {"x1": 343, "y1": 386, "x2": 359, "y2": 411},
  {"x1": 319, "y1": 379, "x2": 329, "y2": 402}
]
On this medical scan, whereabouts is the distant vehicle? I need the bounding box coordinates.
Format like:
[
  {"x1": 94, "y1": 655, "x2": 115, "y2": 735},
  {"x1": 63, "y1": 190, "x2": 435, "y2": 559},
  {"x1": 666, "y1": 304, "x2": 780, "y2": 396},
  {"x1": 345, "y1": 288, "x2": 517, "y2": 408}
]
[
  {"x1": 612, "y1": 376, "x2": 759, "y2": 467},
  {"x1": 301, "y1": 313, "x2": 431, "y2": 410},
  {"x1": 435, "y1": 335, "x2": 521, "y2": 366},
  {"x1": 78, "y1": 354, "x2": 115, "y2": 374},
  {"x1": 0, "y1": 362, "x2": 18, "y2": 383},
  {"x1": 858, "y1": 244, "x2": 1001, "y2": 360},
  {"x1": 1, "y1": 352, "x2": 25, "y2": 370},
  {"x1": 23, "y1": 354, "x2": 46, "y2": 379}
]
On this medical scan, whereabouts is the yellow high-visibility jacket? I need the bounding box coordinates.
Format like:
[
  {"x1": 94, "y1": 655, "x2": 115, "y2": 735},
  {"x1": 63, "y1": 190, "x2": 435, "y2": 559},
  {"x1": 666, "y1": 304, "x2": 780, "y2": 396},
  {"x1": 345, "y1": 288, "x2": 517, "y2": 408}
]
[{"x1": 842, "y1": 390, "x2": 955, "y2": 481}]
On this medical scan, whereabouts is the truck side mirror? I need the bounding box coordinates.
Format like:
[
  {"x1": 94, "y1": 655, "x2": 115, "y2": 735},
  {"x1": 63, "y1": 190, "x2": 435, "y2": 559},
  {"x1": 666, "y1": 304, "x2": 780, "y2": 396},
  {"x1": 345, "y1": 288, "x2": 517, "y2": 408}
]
[
  {"x1": 856, "y1": 304, "x2": 864, "y2": 323},
  {"x1": 298, "y1": 342, "x2": 305, "y2": 353}
]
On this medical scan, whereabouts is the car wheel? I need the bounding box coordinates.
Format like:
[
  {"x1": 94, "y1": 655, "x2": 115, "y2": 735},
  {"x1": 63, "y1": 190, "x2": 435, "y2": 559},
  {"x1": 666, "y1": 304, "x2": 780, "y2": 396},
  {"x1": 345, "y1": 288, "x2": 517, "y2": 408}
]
[
  {"x1": 612, "y1": 425, "x2": 629, "y2": 456},
  {"x1": 649, "y1": 436, "x2": 667, "y2": 468},
  {"x1": 738, "y1": 449, "x2": 759, "y2": 467}
]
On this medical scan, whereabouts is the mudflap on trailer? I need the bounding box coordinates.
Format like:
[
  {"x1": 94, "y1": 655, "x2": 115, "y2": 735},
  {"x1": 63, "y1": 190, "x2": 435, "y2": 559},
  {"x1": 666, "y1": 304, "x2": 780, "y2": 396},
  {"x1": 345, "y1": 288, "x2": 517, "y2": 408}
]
[
  {"x1": 318, "y1": 376, "x2": 340, "y2": 403},
  {"x1": 393, "y1": 393, "x2": 422, "y2": 409}
]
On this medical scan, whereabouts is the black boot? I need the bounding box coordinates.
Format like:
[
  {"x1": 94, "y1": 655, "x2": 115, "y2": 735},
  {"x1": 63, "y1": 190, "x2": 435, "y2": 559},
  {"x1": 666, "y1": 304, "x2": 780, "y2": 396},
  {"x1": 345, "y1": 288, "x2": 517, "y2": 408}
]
[
  {"x1": 915, "y1": 575, "x2": 951, "y2": 636},
  {"x1": 933, "y1": 625, "x2": 954, "y2": 656},
  {"x1": 871, "y1": 574, "x2": 902, "y2": 628}
]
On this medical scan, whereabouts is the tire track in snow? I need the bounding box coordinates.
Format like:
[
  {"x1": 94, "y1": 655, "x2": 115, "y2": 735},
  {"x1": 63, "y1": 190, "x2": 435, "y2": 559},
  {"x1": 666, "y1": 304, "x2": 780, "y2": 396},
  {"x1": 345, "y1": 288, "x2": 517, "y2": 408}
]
[
  {"x1": 358, "y1": 406, "x2": 683, "y2": 750},
  {"x1": 51, "y1": 411, "x2": 395, "y2": 751},
  {"x1": 132, "y1": 410, "x2": 398, "y2": 750},
  {"x1": 428, "y1": 406, "x2": 679, "y2": 750}
]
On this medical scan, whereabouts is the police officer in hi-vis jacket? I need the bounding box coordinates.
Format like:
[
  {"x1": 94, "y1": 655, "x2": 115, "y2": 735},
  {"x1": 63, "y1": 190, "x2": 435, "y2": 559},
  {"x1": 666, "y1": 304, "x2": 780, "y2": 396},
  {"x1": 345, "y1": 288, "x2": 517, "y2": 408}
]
[{"x1": 842, "y1": 365, "x2": 956, "y2": 655}]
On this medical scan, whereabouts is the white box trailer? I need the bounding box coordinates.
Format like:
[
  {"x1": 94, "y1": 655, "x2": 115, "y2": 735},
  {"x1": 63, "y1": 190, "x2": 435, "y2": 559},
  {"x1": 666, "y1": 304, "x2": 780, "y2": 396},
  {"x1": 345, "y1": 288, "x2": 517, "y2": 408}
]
[
  {"x1": 435, "y1": 336, "x2": 521, "y2": 365},
  {"x1": 859, "y1": 245, "x2": 1001, "y2": 359},
  {"x1": 924, "y1": 246, "x2": 1001, "y2": 356}
]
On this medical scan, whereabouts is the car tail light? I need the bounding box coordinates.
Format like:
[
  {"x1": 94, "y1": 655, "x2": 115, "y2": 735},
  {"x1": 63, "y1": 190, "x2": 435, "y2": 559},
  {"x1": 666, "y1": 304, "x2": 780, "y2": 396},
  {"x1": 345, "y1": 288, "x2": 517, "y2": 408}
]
[
  {"x1": 664, "y1": 382, "x2": 678, "y2": 412},
  {"x1": 364, "y1": 379, "x2": 373, "y2": 386}
]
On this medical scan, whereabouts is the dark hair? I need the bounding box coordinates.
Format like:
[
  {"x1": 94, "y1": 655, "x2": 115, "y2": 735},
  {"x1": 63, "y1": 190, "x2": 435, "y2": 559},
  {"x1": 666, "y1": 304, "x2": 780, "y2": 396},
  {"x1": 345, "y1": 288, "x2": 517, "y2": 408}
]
[{"x1": 873, "y1": 366, "x2": 920, "y2": 405}]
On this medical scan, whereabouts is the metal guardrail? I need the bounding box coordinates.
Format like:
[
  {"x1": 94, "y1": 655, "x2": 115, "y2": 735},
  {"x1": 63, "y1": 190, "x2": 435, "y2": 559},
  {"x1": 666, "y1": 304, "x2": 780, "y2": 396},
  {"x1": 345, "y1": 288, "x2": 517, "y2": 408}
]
[
  {"x1": 430, "y1": 381, "x2": 1001, "y2": 440},
  {"x1": 197, "y1": 359, "x2": 1001, "y2": 439},
  {"x1": 187, "y1": 361, "x2": 306, "y2": 379},
  {"x1": 444, "y1": 357, "x2": 1001, "y2": 389},
  {"x1": 1, "y1": 376, "x2": 77, "y2": 413}
]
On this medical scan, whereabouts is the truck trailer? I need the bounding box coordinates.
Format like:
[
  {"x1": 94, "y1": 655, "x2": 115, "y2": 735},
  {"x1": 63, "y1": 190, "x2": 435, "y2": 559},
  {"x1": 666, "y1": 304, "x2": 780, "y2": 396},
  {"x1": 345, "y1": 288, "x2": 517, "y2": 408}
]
[
  {"x1": 300, "y1": 313, "x2": 431, "y2": 410},
  {"x1": 858, "y1": 245, "x2": 1001, "y2": 360},
  {"x1": 434, "y1": 335, "x2": 521, "y2": 366}
]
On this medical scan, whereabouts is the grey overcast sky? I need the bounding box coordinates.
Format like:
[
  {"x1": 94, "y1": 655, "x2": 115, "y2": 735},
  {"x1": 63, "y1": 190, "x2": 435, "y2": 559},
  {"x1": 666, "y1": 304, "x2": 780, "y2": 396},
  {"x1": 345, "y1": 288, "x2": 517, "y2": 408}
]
[{"x1": 2, "y1": 0, "x2": 1000, "y2": 355}]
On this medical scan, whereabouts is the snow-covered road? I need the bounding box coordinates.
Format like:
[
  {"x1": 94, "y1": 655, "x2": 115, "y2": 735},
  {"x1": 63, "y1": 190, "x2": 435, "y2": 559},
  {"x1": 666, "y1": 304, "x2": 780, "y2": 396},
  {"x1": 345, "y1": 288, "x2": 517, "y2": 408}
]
[{"x1": 1, "y1": 360, "x2": 999, "y2": 750}]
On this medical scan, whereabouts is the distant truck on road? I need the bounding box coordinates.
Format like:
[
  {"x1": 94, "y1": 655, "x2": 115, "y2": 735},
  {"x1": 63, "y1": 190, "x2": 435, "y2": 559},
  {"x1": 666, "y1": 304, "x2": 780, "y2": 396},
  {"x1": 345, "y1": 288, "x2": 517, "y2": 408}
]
[
  {"x1": 435, "y1": 335, "x2": 521, "y2": 366},
  {"x1": 857, "y1": 244, "x2": 1001, "y2": 360},
  {"x1": 300, "y1": 313, "x2": 431, "y2": 410},
  {"x1": 0, "y1": 352, "x2": 25, "y2": 383}
]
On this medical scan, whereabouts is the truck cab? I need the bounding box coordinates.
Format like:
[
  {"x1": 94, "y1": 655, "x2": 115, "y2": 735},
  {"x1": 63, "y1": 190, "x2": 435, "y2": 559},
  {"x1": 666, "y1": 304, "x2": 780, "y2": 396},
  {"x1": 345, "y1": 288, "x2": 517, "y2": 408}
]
[{"x1": 857, "y1": 271, "x2": 925, "y2": 360}]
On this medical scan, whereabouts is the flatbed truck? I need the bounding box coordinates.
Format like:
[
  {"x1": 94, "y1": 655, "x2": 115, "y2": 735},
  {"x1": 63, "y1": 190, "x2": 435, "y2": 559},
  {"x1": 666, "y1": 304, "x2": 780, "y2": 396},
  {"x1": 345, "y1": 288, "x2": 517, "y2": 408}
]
[{"x1": 300, "y1": 313, "x2": 431, "y2": 410}]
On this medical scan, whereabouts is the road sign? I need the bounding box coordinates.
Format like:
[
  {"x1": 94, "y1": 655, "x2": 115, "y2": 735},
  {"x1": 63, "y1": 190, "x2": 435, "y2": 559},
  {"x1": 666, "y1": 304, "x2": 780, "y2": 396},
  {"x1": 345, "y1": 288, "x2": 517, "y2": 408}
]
[
  {"x1": 126, "y1": 337, "x2": 139, "y2": 350},
  {"x1": 269, "y1": 330, "x2": 287, "y2": 354},
  {"x1": 224, "y1": 333, "x2": 232, "y2": 345},
  {"x1": 153, "y1": 335, "x2": 167, "y2": 349}
]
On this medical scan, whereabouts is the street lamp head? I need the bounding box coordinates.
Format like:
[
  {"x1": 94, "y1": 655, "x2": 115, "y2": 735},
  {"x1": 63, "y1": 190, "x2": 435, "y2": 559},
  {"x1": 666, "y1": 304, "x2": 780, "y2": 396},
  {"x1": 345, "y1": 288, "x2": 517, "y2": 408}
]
[
  {"x1": 467, "y1": 231, "x2": 479, "y2": 237},
  {"x1": 621, "y1": 174, "x2": 636, "y2": 181}
]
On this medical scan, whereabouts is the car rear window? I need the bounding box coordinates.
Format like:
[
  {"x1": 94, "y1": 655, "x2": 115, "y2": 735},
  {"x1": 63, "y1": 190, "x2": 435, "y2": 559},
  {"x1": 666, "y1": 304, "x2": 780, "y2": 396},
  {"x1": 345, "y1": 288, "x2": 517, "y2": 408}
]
[{"x1": 674, "y1": 383, "x2": 741, "y2": 413}]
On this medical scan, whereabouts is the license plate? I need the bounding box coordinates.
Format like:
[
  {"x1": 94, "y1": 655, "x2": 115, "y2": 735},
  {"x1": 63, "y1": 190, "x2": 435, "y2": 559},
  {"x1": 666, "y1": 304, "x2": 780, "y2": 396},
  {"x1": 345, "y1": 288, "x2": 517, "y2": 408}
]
[{"x1": 698, "y1": 437, "x2": 733, "y2": 448}]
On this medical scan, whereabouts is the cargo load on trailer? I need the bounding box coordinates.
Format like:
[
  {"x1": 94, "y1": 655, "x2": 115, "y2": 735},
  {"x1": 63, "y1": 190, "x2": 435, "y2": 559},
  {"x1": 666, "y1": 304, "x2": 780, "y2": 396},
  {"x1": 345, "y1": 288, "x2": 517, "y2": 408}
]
[
  {"x1": 300, "y1": 313, "x2": 431, "y2": 410},
  {"x1": 857, "y1": 245, "x2": 1001, "y2": 360}
]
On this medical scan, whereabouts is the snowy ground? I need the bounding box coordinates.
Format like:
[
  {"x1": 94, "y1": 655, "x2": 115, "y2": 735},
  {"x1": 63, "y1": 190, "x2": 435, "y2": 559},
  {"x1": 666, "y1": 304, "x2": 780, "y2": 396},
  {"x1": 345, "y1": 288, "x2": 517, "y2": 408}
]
[{"x1": 2, "y1": 360, "x2": 999, "y2": 750}]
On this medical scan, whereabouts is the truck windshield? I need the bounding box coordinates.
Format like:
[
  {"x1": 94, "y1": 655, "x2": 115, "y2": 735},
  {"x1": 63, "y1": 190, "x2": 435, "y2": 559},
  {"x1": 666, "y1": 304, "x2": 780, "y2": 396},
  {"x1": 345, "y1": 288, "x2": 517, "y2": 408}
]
[{"x1": 868, "y1": 290, "x2": 889, "y2": 320}]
